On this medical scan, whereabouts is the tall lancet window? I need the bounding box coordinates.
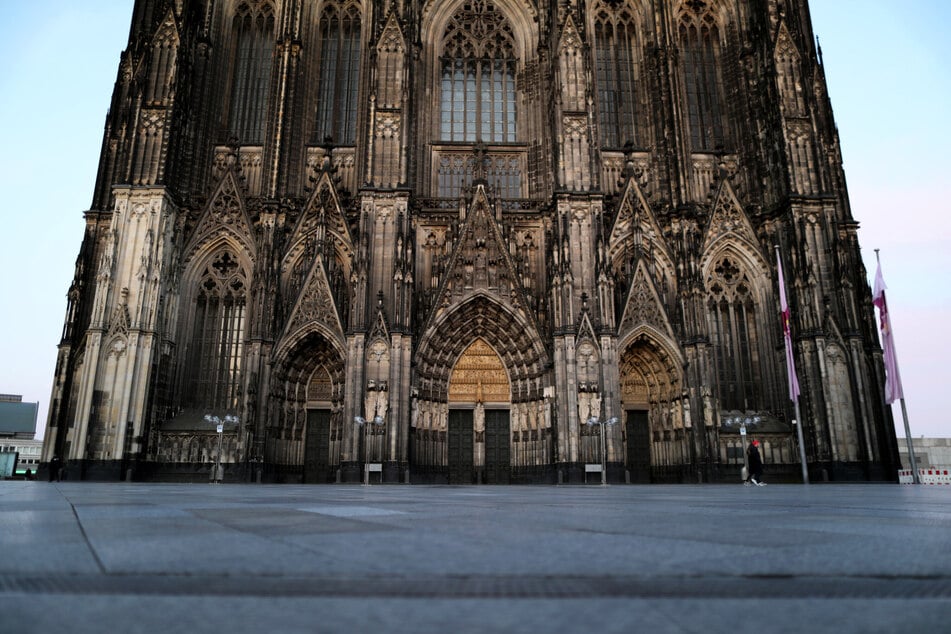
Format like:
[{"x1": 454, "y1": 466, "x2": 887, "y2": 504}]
[
  {"x1": 186, "y1": 250, "x2": 248, "y2": 411},
  {"x1": 707, "y1": 256, "x2": 759, "y2": 411},
  {"x1": 594, "y1": 5, "x2": 638, "y2": 148},
  {"x1": 439, "y1": 1, "x2": 517, "y2": 143},
  {"x1": 315, "y1": 3, "x2": 362, "y2": 145},
  {"x1": 436, "y1": 1, "x2": 520, "y2": 198},
  {"x1": 228, "y1": 1, "x2": 276, "y2": 143},
  {"x1": 680, "y1": 6, "x2": 725, "y2": 150}
]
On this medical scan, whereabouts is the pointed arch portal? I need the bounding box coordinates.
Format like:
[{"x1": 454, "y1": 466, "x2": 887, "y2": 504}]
[
  {"x1": 413, "y1": 297, "x2": 549, "y2": 483},
  {"x1": 444, "y1": 339, "x2": 512, "y2": 484},
  {"x1": 268, "y1": 331, "x2": 346, "y2": 483},
  {"x1": 619, "y1": 332, "x2": 685, "y2": 483}
]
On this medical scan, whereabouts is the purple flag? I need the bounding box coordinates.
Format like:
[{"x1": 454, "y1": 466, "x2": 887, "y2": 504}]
[
  {"x1": 777, "y1": 253, "x2": 801, "y2": 401},
  {"x1": 872, "y1": 261, "x2": 904, "y2": 404}
]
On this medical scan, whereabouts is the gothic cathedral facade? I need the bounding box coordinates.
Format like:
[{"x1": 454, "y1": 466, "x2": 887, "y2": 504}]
[{"x1": 44, "y1": 0, "x2": 900, "y2": 483}]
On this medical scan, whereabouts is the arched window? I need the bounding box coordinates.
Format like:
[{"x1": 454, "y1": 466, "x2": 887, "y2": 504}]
[
  {"x1": 679, "y1": 6, "x2": 725, "y2": 150},
  {"x1": 439, "y1": 1, "x2": 517, "y2": 144},
  {"x1": 185, "y1": 250, "x2": 248, "y2": 410},
  {"x1": 594, "y1": 5, "x2": 638, "y2": 148},
  {"x1": 435, "y1": 1, "x2": 520, "y2": 198},
  {"x1": 315, "y1": 3, "x2": 362, "y2": 145},
  {"x1": 228, "y1": 1, "x2": 276, "y2": 143},
  {"x1": 707, "y1": 256, "x2": 759, "y2": 410}
]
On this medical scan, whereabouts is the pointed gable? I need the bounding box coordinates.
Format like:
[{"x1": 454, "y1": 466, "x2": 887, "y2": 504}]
[
  {"x1": 376, "y1": 12, "x2": 406, "y2": 110},
  {"x1": 282, "y1": 252, "x2": 345, "y2": 347},
  {"x1": 183, "y1": 170, "x2": 256, "y2": 264},
  {"x1": 618, "y1": 260, "x2": 676, "y2": 341},
  {"x1": 576, "y1": 307, "x2": 599, "y2": 348},
  {"x1": 607, "y1": 178, "x2": 674, "y2": 281},
  {"x1": 368, "y1": 304, "x2": 390, "y2": 343},
  {"x1": 774, "y1": 21, "x2": 806, "y2": 117},
  {"x1": 558, "y1": 13, "x2": 583, "y2": 54},
  {"x1": 154, "y1": 9, "x2": 180, "y2": 47},
  {"x1": 558, "y1": 13, "x2": 586, "y2": 113},
  {"x1": 427, "y1": 184, "x2": 530, "y2": 321},
  {"x1": 774, "y1": 21, "x2": 800, "y2": 61},
  {"x1": 284, "y1": 173, "x2": 354, "y2": 277},
  {"x1": 702, "y1": 181, "x2": 760, "y2": 254},
  {"x1": 378, "y1": 11, "x2": 406, "y2": 55}
]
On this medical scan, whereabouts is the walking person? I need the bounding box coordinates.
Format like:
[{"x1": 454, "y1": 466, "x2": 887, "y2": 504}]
[
  {"x1": 747, "y1": 440, "x2": 766, "y2": 486},
  {"x1": 48, "y1": 456, "x2": 62, "y2": 482}
]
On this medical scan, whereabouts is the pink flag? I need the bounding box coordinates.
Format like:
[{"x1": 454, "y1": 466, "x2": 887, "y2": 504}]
[
  {"x1": 777, "y1": 252, "x2": 801, "y2": 401},
  {"x1": 872, "y1": 261, "x2": 904, "y2": 404}
]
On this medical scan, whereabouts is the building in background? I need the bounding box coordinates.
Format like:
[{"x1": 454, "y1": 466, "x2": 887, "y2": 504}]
[
  {"x1": 42, "y1": 0, "x2": 899, "y2": 483},
  {"x1": 1, "y1": 394, "x2": 42, "y2": 477},
  {"x1": 899, "y1": 438, "x2": 951, "y2": 470}
]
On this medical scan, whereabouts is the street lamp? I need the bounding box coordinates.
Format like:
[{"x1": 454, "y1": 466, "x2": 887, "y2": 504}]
[
  {"x1": 204, "y1": 414, "x2": 239, "y2": 483},
  {"x1": 354, "y1": 415, "x2": 385, "y2": 484},
  {"x1": 585, "y1": 416, "x2": 619, "y2": 485}
]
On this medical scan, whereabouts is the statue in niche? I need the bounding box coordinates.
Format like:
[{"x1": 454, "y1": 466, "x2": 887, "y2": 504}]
[
  {"x1": 578, "y1": 391, "x2": 602, "y2": 426},
  {"x1": 365, "y1": 380, "x2": 388, "y2": 423},
  {"x1": 702, "y1": 388, "x2": 714, "y2": 427}
]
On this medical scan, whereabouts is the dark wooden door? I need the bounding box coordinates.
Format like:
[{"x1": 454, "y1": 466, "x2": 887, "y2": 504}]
[
  {"x1": 304, "y1": 409, "x2": 331, "y2": 483},
  {"x1": 626, "y1": 409, "x2": 651, "y2": 484},
  {"x1": 448, "y1": 410, "x2": 474, "y2": 484},
  {"x1": 484, "y1": 409, "x2": 511, "y2": 484}
]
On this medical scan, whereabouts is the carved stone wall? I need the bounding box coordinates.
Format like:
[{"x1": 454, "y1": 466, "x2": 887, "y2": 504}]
[{"x1": 45, "y1": 0, "x2": 898, "y2": 483}]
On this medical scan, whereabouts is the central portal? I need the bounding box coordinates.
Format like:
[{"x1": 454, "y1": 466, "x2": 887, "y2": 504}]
[
  {"x1": 448, "y1": 410, "x2": 474, "y2": 483},
  {"x1": 447, "y1": 339, "x2": 511, "y2": 483},
  {"x1": 447, "y1": 408, "x2": 511, "y2": 484},
  {"x1": 483, "y1": 409, "x2": 510, "y2": 484}
]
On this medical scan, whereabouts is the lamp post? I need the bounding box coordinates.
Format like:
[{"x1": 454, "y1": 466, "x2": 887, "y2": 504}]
[
  {"x1": 204, "y1": 414, "x2": 239, "y2": 483},
  {"x1": 586, "y1": 416, "x2": 619, "y2": 485},
  {"x1": 353, "y1": 415, "x2": 385, "y2": 484}
]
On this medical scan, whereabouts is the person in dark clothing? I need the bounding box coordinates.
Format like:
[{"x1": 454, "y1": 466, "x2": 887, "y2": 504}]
[
  {"x1": 747, "y1": 440, "x2": 766, "y2": 486},
  {"x1": 48, "y1": 456, "x2": 62, "y2": 482}
]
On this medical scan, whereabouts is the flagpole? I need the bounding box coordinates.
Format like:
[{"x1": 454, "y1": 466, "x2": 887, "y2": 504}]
[
  {"x1": 776, "y1": 246, "x2": 809, "y2": 484},
  {"x1": 875, "y1": 250, "x2": 919, "y2": 484},
  {"x1": 899, "y1": 397, "x2": 920, "y2": 484},
  {"x1": 793, "y1": 394, "x2": 808, "y2": 484}
]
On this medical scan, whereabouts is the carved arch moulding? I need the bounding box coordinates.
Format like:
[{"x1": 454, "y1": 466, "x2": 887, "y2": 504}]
[{"x1": 421, "y1": 0, "x2": 538, "y2": 61}]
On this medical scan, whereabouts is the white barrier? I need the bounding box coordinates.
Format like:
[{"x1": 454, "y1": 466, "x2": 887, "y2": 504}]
[
  {"x1": 898, "y1": 467, "x2": 951, "y2": 485},
  {"x1": 584, "y1": 463, "x2": 603, "y2": 484}
]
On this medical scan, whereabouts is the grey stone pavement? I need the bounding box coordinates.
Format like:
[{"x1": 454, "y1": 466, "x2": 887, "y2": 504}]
[{"x1": 2, "y1": 482, "x2": 950, "y2": 633}]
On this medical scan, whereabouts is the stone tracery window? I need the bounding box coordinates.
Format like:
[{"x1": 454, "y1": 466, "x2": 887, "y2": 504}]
[
  {"x1": 435, "y1": 1, "x2": 521, "y2": 198},
  {"x1": 594, "y1": 4, "x2": 638, "y2": 148},
  {"x1": 679, "y1": 3, "x2": 726, "y2": 150},
  {"x1": 315, "y1": 2, "x2": 362, "y2": 145},
  {"x1": 228, "y1": 1, "x2": 276, "y2": 143},
  {"x1": 185, "y1": 250, "x2": 248, "y2": 410},
  {"x1": 706, "y1": 256, "x2": 759, "y2": 410},
  {"x1": 439, "y1": 1, "x2": 517, "y2": 143}
]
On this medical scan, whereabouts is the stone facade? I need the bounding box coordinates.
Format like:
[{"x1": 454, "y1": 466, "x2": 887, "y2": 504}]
[{"x1": 43, "y1": 0, "x2": 900, "y2": 483}]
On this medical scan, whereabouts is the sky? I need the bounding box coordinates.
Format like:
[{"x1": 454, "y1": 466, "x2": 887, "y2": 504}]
[{"x1": 0, "y1": 1, "x2": 948, "y2": 441}]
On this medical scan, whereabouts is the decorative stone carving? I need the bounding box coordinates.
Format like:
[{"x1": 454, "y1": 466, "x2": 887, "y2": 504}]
[
  {"x1": 185, "y1": 171, "x2": 256, "y2": 262},
  {"x1": 448, "y1": 339, "x2": 510, "y2": 404},
  {"x1": 619, "y1": 261, "x2": 675, "y2": 340},
  {"x1": 702, "y1": 181, "x2": 759, "y2": 253},
  {"x1": 563, "y1": 114, "x2": 587, "y2": 140},
  {"x1": 283, "y1": 256, "x2": 344, "y2": 341}
]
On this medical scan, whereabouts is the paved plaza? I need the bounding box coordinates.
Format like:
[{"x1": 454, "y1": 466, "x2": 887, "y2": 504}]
[{"x1": 2, "y1": 482, "x2": 950, "y2": 633}]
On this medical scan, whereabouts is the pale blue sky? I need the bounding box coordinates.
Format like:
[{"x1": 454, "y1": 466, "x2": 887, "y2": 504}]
[{"x1": 1, "y1": 1, "x2": 947, "y2": 439}]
